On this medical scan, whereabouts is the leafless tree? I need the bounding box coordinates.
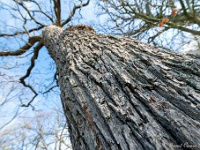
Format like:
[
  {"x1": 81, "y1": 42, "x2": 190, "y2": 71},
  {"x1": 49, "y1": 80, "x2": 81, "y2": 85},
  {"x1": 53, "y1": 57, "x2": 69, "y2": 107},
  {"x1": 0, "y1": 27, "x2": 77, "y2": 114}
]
[
  {"x1": 0, "y1": 108, "x2": 72, "y2": 150},
  {"x1": 96, "y1": 0, "x2": 200, "y2": 51}
]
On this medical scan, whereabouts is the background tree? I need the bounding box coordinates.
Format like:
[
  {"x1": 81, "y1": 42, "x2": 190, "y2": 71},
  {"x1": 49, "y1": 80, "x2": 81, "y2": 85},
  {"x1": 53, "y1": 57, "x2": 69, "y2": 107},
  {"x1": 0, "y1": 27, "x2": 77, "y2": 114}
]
[
  {"x1": 96, "y1": 0, "x2": 200, "y2": 51},
  {"x1": 0, "y1": 0, "x2": 200, "y2": 150},
  {"x1": 0, "y1": 107, "x2": 71, "y2": 150}
]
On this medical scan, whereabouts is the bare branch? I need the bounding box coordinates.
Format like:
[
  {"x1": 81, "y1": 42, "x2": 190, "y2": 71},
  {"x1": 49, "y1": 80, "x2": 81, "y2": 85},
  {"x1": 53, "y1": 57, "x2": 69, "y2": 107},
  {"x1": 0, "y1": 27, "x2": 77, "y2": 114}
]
[
  {"x1": 134, "y1": 11, "x2": 200, "y2": 35},
  {"x1": 61, "y1": 0, "x2": 90, "y2": 26},
  {"x1": 0, "y1": 107, "x2": 20, "y2": 130},
  {"x1": 166, "y1": 21, "x2": 200, "y2": 35},
  {"x1": 19, "y1": 39, "x2": 44, "y2": 107},
  {"x1": 19, "y1": 39, "x2": 43, "y2": 84},
  {"x1": 13, "y1": 0, "x2": 46, "y2": 26},
  {"x1": 179, "y1": 0, "x2": 189, "y2": 17},
  {"x1": 53, "y1": 0, "x2": 61, "y2": 26},
  {"x1": 30, "y1": 0, "x2": 54, "y2": 23},
  {"x1": 123, "y1": 2, "x2": 200, "y2": 35},
  {"x1": 0, "y1": 36, "x2": 42, "y2": 56},
  {"x1": 43, "y1": 70, "x2": 59, "y2": 94},
  {"x1": 96, "y1": 0, "x2": 200, "y2": 51},
  {"x1": 43, "y1": 85, "x2": 58, "y2": 94},
  {"x1": 0, "y1": 26, "x2": 44, "y2": 37}
]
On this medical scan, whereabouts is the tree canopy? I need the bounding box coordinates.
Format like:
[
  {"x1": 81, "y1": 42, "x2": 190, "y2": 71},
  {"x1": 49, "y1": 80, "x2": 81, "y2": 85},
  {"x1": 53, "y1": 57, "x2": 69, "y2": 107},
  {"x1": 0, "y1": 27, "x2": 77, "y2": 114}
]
[{"x1": 96, "y1": 0, "x2": 200, "y2": 51}]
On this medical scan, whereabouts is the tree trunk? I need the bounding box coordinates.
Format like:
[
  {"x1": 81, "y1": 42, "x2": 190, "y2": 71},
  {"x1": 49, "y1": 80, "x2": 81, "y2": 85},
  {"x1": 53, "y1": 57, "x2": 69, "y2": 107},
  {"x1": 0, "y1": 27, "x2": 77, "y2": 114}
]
[{"x1": 43, "y1": 25, "x2": 200, "y2": 150}]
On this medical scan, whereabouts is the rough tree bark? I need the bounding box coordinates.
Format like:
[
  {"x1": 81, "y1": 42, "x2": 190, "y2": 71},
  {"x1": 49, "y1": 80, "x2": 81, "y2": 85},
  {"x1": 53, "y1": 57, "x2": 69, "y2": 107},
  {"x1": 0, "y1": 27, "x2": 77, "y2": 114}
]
[{"x1": 43, "y1": 25, "x2": 200, "y2": 150}]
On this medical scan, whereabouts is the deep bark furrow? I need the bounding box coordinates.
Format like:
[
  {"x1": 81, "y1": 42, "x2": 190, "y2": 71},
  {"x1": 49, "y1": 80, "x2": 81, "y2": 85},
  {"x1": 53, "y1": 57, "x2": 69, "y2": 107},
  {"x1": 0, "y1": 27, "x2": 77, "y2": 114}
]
[
  {"x1": 164, "y1": 60, "x2": 200, "y2": 77},
  {"x1": 66, "y1": 73, "x2": 100, "y2": 149},
  {"x1": 71, "y1": 68, "x2": 121, "y2": 149},
  {"x1": 60, "y1": 79, "x2": 90, "y2": 150},
  {"x1": 127, "y1": 83, "x2": 200, "y2": 146},
  {"x1": 70, "y1": 53, "x2": 136, "y2": 149},
  {"x1": 73, "y1": 48, "x2": 157, "y2": 149},
  {"x1": 43, "y1": 26, "x2": 200, "y2": 150},
  {"x1": 129, "y1": 96, "x2": 193, "y2": 149},
  {"x1": 144, "y1": 66, "x2": 200, "y2": 121},
  {"x1": 124, "y1": 88, "x2": 180, "y2": 149},
  {"x1": 130, "y1": 56, "x2": 200, "y2": 121},
  {"x1": 108, "y1": 66, "x2": 184, "y2": 148},
  {"x1": 154, "y1": 80, "x2": 199, "y2": 121},
  {"x1": 98, "y1": 51, "x2": 181, "y2": 149}
]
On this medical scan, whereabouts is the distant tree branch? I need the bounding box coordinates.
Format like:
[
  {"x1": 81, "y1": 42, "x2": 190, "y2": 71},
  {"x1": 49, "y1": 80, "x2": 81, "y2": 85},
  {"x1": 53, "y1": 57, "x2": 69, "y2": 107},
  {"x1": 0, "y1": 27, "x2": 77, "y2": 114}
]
[
  {"x1": 137, "y1": 12, "x2": 200, "y2": 35},
  {"x1": 31, "y1": 0, "x2": 54, "y2": 23},
  {"x1": 61, "y1": 0, "x2": 90, "y2": 26},
  {"x1": 121, "y1": 1, "x2": 200, "y2": 35},
  {"x1": 179, "y1": 0, "x2": 189, "y2": 17},
  {"x1": 148, "y1": 28, "x2": 169, "y2": 45},
  {"x1": 0, "y1": 36, "x2": 42, "y2": 56},
  {"x1": 112, "y1": 0, "x2": 200, "y2": 35},
  {"x1": 0, "y1": 107, "x2": 20, "y2": 130},
  {"x1": 166, "y1": 21, "x2": 200, "y2": 35},
  {"x1": 13, "y1": 0, "x2": 46, "y2": 26},
  {"x1": 178, "y1": 0, "x2": 200, "y2": 25},
  {"x1": 43, "y1": 69, "x2": 59, "y2": 94},
  {"x1": 97, "y1": 0, "x2": 200, "y2": 50}
]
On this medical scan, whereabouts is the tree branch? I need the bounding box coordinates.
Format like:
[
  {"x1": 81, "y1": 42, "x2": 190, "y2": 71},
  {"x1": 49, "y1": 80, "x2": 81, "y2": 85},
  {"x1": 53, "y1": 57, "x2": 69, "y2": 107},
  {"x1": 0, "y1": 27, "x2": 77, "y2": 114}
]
[
  {"x1": 19, "y1": 39, "x2": 44, "y2": 107},
  {"x1": 53, "y1": 0, "x2": 61, "y2": 26},
  {"x1": 43, "y1": 85, "x2": 58, "y2": 94},
  {"x1": 0, "y1": 26, "x2": 43, "y2": 37},
  {"x1": 61, "y1": 0, "x2": 90, "y2": 26},
  {"x1": 179, "y1": 0, "x2": 189, "y2": 17},
  {"x1": 31, "y1": 0, "x2": 54, "y2": 23},
  {"x1": 125, "y1": 4, "x2": 200, "y2": 35},
  {"x1": 43, "y1": 70, "x2": 59, "y2": 94},
  {"x1": 13, "y1": 0, "x2": 46, "y2": 26},
  {"x1": 0, "y1": 36, "x2": 42, "y2": 56}
]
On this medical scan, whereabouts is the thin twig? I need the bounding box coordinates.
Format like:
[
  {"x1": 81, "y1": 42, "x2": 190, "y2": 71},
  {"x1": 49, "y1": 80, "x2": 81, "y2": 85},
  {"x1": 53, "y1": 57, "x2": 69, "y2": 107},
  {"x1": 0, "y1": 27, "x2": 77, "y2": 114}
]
[{"x1": 61, "y1": 0, "x2": 90, "y2": 26}]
